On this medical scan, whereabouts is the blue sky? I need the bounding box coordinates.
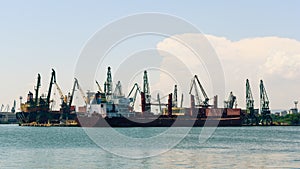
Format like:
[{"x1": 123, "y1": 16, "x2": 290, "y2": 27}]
[{"x1": 0, "y1": 1, "x2": 299, "y2": 110}]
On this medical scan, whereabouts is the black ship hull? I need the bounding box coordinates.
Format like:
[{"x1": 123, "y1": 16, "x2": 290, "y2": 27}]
[{"x1": 76, "y1": 115, "x2": 242, "y2": 127}]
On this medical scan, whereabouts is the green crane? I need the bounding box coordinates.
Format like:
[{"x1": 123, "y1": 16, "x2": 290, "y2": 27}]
[
  {"x1": 104, "y1": 67, "x2": 113, "y2": 96},
  {"x1": 244, "y1": 79, "x2": 259, "y2": 125},
  {"x1": 246, "y1": 79, "x2": 254, "y2": 110},
  {"x1": 142, "y1": 70, "x2": 151, "y2": 112},
  {"x1": 259, "y1": 80, "x2": 273, "y2": 125}
]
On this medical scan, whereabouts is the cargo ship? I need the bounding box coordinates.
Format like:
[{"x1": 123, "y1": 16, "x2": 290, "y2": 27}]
[
  {"x1": 76, "y1": 87, "x2": 242, "y2": 127},
  {"x1": 75, "y1": 67, "x2": 241, "y2": 127}
]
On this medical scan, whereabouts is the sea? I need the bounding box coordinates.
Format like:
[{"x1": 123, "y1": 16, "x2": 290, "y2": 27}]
[{"x1": 0, "y1": 125, "x2": 299, "y2": 169}]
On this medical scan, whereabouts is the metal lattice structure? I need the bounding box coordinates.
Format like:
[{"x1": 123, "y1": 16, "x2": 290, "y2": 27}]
[
  {"x1": 244, "y1": 79, "x2": 259, "y2": 125},
  {"x1": 189, "y1": 75, "x2": 209, "y2": 108},
  {"x1": 259, "y1": 80, "x2": 272, "y2": 125}
]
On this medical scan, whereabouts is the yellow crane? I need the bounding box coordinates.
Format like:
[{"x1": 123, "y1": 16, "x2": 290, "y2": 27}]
[{"x1": 75, "y1": 78, "x2": 88, "y2": 105}]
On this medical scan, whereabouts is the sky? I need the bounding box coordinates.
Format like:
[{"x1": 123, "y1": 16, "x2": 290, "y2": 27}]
[{"x1": 0, "y1": 0, "x2": 299, "y2": 111}]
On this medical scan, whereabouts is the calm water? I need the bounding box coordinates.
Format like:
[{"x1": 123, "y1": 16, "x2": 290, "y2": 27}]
[{"x1": 0, "y1": 125, "x2": 299, "y2": 169}]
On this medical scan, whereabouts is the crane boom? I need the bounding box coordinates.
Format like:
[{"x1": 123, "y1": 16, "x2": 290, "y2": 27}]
[
  {"x1": 180, "y1": 93, "x2": 184, "y2": 108},
  {"x1": 95, "y1": 80, "x2": 103, "y2": 93},
  {"x1": 75, "y1": 78, "x2": 88, "y2": 105},
  {"x1": 47, "y1": 69, "x2": 56, "y2": 105},
  {"x1": 194, "y1": 75, "x2": 209, "y2": 101},
  {"x1": 68, "y1": 78, "x2": 77, "y2": 107},
  {"x1": 55, "y1": 82, "x2": 64, "y2": 100},
  {"x1": 127, "y1": 83, "x2": 141, "y2": 108},
  {"x1": 189, "y1": 79, "x2": 200, "y2": 105},
  {"x1": 34, "y1": 74, "x2": 41, "y2": 106},
  {"x1": 114, "y1": 81, "x2": 123, "y2": 97},
  {"x1": 157, "y1": 93, "x2": 162, "y2": 114},
  {"x1": 189, "y1": 75, "x2": 209, "y2": 107}
]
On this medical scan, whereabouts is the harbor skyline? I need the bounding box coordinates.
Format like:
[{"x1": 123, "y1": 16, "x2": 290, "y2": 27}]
[{"x1": 1, "y1": 1, "x2": 300, "y2": 168}]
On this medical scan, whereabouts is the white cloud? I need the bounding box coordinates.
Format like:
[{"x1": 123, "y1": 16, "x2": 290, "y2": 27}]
[
  {"x1": 156, "y1": 34, "x2": 300, "y2": 109},
  {"x1": 263, "y1": 52, "x2": 300, "y2": 79},
  {"x1": 155, "y1": 34, "x2": 225, "y2": 107}
]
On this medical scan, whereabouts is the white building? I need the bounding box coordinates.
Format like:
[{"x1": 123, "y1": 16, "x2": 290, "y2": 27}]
[
  {"x1": 280, "y1": 110, "x2": 288, "y2": 116},
  {"x1": 288, "y1": 108, "x2": 298, "y2": 115}
]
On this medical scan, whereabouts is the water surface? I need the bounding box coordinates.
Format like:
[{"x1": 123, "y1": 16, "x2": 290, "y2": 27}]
[{"x1": 0, "y1": 125, "x2": 299, "y2": 168}]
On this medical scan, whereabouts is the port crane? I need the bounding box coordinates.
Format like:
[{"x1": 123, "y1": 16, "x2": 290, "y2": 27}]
[
  {"x1": 259, "y1": 80, "x2": 273, "y2": 125},
  {"x1": 55, "y1": 78, "x2": 86, "y2": 120},
  {"x1": 36, "y1": 69, "x2": 56, "y2": 123},
  {"x1": 55, "y1": 78, "x2": 78, "y2": 121},
  {"x1": 173, "y1": 84, "x2": 184, "y2": 108},
  {"x1": 244, "y1": 79, "x2": 259, "y2": 125},
  {"x1": 140, "y1": 70, "x2": 171, "y2": 113},
  {"x1": 34, "y1": 69, "x2": 56, "y2": 111},
  {"x1": 17, "y1": 69, "x2": 57, "y2": 123},
  {"x1": 224, "y1": 91, "x2": 236, "y2": 109},
  {"x1": 151, "y1": 93, "x2": 171, "y2": 114},
  {"x1": 127, "y1": 83, "x2": 141, "y2": 110},
  {"x1": 141, "y1": 70, "x2": 151, "y2": 112},
  {"x1": 113, "y1": 81, "x2": 123, "y2": 97},
  {"x1": 189, "y1": 75, "x2": 210, "y2": 108},
  {"x1": 75, "y1": 78, "x2": 88, "y2": 105},
  {"x1": 54, "y1": 78, "x2": 76, "y2": 113},
  {"x1": 104, "y1": 67, "x2": 113, "y2": 96},
  {"x1": 149, "y1": 85, "x2": 184, "y2": 115}
]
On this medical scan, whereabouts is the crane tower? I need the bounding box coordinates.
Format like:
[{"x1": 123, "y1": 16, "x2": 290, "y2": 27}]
[{"x1": 142, "y1": 70, "x2": 151, "y2": 112}]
